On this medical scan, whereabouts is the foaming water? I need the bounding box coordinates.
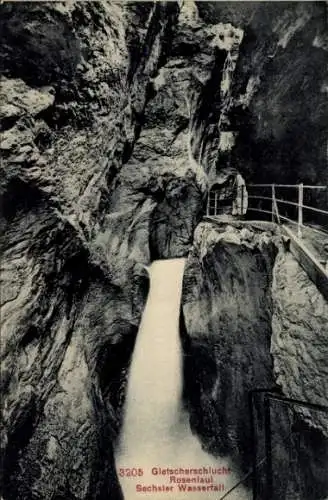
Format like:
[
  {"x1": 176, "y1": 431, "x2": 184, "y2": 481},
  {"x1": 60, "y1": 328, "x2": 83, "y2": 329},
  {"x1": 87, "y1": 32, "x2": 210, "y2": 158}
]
[{"x1": 115, "y1": 259, "x2": 251, "y2": 500}]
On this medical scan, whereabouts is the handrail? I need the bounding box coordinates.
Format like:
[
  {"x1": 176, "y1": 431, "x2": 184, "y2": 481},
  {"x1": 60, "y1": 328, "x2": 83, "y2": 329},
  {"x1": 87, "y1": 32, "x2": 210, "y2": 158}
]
[
  {"x1": 206, "y1": 182, "x2": 327, "y2": 238},
  {"x1": 220, "y1": 389, "x2": 328, "y2": 500},
  {"x1": 248, "y1": 196, "x2": 328, "y2": 216},
  {"x1": 249, "y1": 388, "x2": 328, "y2": 500},
  {"x1": 248, "y1": 184, "x2": 327, "y2": 189},
  {"x1": 247, "y1": 183, "x2": 327, "y2": 239},
  {"x1": 247, "y1": 207, "x2": 299, "y2": 224},
  {"x1": 300, "y1": 203, "x2": 328, "y2": 216},
  {"x1": 206, "y1": 183, "x2": 328, "y2": 296}
]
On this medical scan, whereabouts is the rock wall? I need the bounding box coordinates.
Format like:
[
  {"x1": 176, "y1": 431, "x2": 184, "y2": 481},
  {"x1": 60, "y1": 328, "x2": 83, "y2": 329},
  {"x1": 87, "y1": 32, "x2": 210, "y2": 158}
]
[
  {"x1": 181, "y1": 222, "x2": 279, "y2": 471},
  {"x1": 181, "y1": 221, "x2": 328, "y2": 499},
  {"x1": 0, "y1": 189, "x2": 151, "y2": 499},
  {"x1": 272, "y1": 251, "x2": 328, "y2": 431},
  {"x1": 197, "y1": 1, "x2": 328, "y2": 188},
  {"x1": 0, "y1": 2, "x2": 174, "y2": 498},
  {"x1": 270, "y1": 251, "x2": 328, "y2": 500},
  {"x1": 107, "y1": 1, "x2": 244, "y2": 258}
]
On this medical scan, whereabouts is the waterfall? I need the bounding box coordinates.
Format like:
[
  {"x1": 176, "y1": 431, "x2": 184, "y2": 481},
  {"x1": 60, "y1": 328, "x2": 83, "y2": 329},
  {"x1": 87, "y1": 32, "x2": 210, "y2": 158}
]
[{"x1": 115, "y1": 259, "x2": 251, "y2": 500}]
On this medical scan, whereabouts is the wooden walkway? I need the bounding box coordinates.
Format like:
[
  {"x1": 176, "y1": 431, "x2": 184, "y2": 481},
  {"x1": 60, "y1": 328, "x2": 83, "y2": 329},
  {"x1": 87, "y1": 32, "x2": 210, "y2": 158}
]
[{"x1": 282, "y1": 225, "x2": 328, "y2": 301}]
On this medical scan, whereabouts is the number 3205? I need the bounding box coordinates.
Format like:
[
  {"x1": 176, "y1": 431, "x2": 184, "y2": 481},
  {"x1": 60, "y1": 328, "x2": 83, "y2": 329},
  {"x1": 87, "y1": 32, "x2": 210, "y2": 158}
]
[{"x1": 119, "y1": 468, "x2": 144, "y2": 477}]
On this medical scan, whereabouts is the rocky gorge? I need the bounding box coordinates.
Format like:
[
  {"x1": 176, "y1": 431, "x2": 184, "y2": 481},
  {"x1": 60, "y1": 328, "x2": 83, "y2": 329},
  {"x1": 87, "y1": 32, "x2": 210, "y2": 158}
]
[{"x1": 1, "y1": 1, "x2": 327, "y2": 499}]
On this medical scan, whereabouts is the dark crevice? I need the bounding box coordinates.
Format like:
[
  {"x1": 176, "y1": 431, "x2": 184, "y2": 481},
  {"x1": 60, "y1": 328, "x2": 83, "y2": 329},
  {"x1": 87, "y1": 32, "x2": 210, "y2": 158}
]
[{"x1": 1, "y1": 178, "x2": 44, "y2": 222}]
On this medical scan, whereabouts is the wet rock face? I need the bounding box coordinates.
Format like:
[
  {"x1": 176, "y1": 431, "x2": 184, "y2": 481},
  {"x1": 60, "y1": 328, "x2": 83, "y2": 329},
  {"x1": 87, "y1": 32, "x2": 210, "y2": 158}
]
[
  {"x1": 0, "y1": 2, "x2": 162, "y2": 499},
  {"x1": 272, "y1": 251, "x2": 328, "y2": 432},
  {"x1": 105, "y1": 1, "x2": 252, "y2": 258},
  {"x1": 269, "y1": 252, "x2": 328, "y2": 500},
  {"x1": 181, "y1": 222, "x2": 278, "y2": 470},
  {"x1": 0, "y1": 184, "x2": 150, "y2": 499},
  {"x1": 149, "y1": 173, "x2": 204, "y2": 259}
]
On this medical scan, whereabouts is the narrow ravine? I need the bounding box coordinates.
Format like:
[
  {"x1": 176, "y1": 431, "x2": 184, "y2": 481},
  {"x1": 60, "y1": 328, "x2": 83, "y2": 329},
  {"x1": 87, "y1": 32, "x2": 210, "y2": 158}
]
[{"x1": 115, "y1": 259, "x2": 251, "y2": 500}]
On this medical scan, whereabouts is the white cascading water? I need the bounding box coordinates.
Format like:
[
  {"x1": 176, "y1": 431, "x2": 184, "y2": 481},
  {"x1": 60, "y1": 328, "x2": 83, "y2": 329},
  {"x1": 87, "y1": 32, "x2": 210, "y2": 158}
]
[{"x1": 115, "y1": 259, "x2": 251, "y2": 500}]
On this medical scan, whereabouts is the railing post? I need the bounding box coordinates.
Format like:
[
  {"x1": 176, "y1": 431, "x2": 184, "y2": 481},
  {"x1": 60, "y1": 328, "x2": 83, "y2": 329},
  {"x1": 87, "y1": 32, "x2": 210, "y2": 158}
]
[
  {"x1": 249, "y1": 391, "x2": 258, "y2": 500},
  {"x1": 271, "y1": 184, "x2": 281, "y2": 223},
  {"x1": 214, "y1": 190, "x2": 218, "y2": 216},
  {"x1": 206, "y1": 192, "x2": 210, "y2": 215},
  {"x1": 298, "y1": 183, "x2": 303, "y2": 238},
  {"x1": 264, "y1": 394, "x2": 273, "y2": 500}
]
